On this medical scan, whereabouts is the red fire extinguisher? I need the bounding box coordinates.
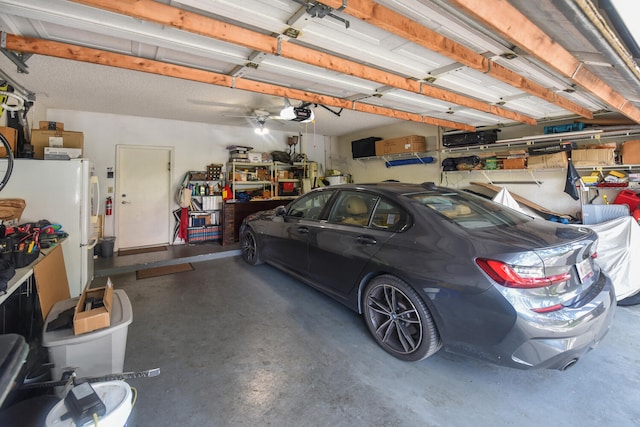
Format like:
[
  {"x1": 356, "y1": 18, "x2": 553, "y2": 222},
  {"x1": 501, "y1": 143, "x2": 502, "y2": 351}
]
[{"x1": 105, "y1": 196, "x2": 113, "y2": 216}]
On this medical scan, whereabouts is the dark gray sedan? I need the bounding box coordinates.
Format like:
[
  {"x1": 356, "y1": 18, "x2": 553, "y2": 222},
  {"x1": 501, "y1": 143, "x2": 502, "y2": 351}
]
[{"x1": 239, "y1": 182, "x2": 615, "y2": 370}]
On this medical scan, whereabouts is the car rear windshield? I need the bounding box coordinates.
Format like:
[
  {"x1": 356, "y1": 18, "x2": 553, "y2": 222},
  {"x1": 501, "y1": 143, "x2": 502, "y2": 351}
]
[{"x1": 408, "y1": 192, "x2": 533, "y2": 230}]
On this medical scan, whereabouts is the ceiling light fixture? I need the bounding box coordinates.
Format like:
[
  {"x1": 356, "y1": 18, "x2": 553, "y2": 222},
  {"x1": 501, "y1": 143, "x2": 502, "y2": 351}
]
[{"x1": 255, "y1": 117, "x2": 269, "y2": 135}]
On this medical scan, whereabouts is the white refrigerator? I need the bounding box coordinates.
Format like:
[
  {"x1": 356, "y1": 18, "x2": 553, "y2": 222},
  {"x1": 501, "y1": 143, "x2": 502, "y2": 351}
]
[{"x1": 1, "y1": 159, "x2": 100, "y2": 297}]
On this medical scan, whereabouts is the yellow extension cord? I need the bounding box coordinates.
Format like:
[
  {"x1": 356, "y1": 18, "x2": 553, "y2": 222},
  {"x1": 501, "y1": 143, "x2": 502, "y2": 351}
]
[{"x1": 89, "y1": 385, "x2": 138, "y2": 426}]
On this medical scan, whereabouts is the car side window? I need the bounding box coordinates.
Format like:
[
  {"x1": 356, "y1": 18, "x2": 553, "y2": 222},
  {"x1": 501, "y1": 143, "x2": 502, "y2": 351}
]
[
  {"x1": 371, "y1": 199, "x2": 407, "y2": 232},
  {"x1": 287, "y1": 191, "x2": 333, "y2": 219},
  {"x1": 328, "y1": 191, "x2": 378, "y2": 227}
]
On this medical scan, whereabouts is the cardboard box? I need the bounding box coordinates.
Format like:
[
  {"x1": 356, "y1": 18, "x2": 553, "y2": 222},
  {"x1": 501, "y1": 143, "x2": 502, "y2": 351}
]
[
  {"x1": 571, "y1": 148, "x2": 615, "y2": 166},
  {"x1": 248, "y1": 152, "x2": 264, "y2": 163},
  {"x1": 375, "y1": 135, "x2": 427, "y2": 156},
  {"x1": 256, "y1": 168, "x2": 270, "y2": 181},
  {"x1": 621, "y1": 140, "x2": 640, "y2": 164},
  {"x1": 0, "y1": 126, "x2": 17, "y2": 157},
  {"x1": 527, "y1": 152, "x2": 568, "y2": 169},
  {"x1": 33, "y1": 244, "x2": 71, "y2": 320},
  {"x1": 30, "y1": 129, "x2": 84, "y2": 160},
  {"x1": 74, "y1": 281, "x2": 114, "y2": 335},
  {"x1": 503, "y1": 158, "x2": 526, "y2": 169},
  {"x1": 39, "y1": 121, "x2": 64, "y2": 131},
  {"x1": 44, "y1": 147, "x2": 83, "y2": 159}
]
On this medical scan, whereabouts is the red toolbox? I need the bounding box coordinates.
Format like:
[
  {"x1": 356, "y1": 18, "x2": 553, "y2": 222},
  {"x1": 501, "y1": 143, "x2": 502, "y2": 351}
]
[{"x1": 614, "y1": 189, "x2": 640, "y2": 211}]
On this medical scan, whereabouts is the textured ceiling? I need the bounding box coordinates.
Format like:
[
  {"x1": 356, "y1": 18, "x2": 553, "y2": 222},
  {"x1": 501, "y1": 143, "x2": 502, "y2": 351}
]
[{"x1": 0, "y1": 0, "x2": 638, "y2": 136}]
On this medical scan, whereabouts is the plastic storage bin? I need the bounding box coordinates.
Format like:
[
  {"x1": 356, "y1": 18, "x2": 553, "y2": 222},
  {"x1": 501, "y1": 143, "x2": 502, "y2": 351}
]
[{"x1": 42, "y1": 289, "x2": 133, "y2": 382}]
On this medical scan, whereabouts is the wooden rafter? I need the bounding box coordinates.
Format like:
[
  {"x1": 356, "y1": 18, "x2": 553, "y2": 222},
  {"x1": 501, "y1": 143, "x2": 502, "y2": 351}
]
[
  {"x1": 446, "y1": 0, "x2": 640, "y2": 123},
  {"x1": 322, "y1": 0, "x2": 594, "y2": 119},
  {"x1": 69, "y1": 0, "x2": 535, "y2": 125},
  {"x1": 4, "y1": 34, "x2": 475, "y2": 131}
]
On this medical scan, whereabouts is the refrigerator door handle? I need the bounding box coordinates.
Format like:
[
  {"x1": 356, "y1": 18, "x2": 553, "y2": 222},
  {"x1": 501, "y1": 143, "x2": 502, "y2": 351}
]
[
  {"x1": 90, "y1": 175, "x2": 100, "y2": 223},
  {"x1": 83, "y1": 235, "x2": 99, "y2": 250}
]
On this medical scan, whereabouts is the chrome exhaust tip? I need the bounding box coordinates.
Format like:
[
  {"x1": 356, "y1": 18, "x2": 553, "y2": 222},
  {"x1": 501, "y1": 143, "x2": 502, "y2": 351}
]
[{"x1": 560, "y1": 358, "x2": 579, "y2": 371}]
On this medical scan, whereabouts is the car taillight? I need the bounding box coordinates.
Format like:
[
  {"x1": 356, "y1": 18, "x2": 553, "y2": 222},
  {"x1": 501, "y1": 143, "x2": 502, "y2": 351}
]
[{"x1": 476, "y1": 258, "x2": 571, "y2": 289}]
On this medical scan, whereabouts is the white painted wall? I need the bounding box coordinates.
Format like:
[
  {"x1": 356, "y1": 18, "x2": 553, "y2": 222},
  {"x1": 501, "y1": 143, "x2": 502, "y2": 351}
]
[{"x1": 42, "y1": 109, "x2": 326, "y2": 236}]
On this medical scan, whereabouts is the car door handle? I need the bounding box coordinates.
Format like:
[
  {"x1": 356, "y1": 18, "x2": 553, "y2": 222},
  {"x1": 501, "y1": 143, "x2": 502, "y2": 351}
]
[
  {"x1": 357, "y1": 235, "x2": 377, "y2": 245},
  {"x1": 297, "y1": 226, "x2": 309, "y2": 234}
]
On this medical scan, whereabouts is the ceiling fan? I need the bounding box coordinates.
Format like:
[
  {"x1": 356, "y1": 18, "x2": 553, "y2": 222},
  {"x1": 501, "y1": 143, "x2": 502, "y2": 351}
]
[
  {"x1": 243, "y1": 99, "x2": 316, "y2": 134},
  {"x1": 192, "y1": 97, "x2": 317, "y2": 134}
]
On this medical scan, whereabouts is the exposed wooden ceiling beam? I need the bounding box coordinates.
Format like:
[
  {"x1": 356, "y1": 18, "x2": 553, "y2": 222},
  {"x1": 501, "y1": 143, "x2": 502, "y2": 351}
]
[
  {"x1": 5, "y1": 34, "x2": 475, "y2": 131},
  {"x1": 444, "y1": 0, "x2": 640, "y2": 123},
  {"x1": 322, "y1": 0, "x2": 594, "y2": 119},
  {"x1": 69, "y1": 0, "x2": 535, "y2": 125}
]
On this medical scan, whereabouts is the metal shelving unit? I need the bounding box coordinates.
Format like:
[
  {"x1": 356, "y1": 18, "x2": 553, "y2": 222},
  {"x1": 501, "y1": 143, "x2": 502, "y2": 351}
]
[{"x1": 228, "y1": 161, "x2": 274, "y2": 200}]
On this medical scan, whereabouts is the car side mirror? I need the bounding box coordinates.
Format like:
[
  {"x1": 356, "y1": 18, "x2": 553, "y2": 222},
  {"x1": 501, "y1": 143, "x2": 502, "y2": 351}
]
[{"x1": 275, "y1": 205, "x2": 287, "y2": 216}]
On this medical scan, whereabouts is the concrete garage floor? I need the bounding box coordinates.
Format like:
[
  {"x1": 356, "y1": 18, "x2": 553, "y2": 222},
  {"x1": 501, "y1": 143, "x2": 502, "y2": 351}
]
[{"x1": 98, "y1": 251, "x2": 640, "y2": 427}]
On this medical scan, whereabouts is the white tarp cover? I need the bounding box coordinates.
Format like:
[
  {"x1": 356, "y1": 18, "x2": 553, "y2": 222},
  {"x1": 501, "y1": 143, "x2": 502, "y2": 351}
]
[
  {"x1": 492, "y1": 188, "x2": 530, "y2": 215},
  {"x1": 583, "y1": 216, "x2": 640, "y2": 300},
  {"x1": 492, "y1": 188, "x2": 640, "y2": 300}
]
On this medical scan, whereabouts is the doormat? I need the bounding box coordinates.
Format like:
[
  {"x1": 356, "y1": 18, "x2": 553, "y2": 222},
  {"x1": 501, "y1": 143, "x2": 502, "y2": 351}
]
[
  {"x1": 136, "y1": 263, "x2": 194, "y2": 280},
  {"x1": 118, "y1": 246, "x2": 168, "y2": 256}
]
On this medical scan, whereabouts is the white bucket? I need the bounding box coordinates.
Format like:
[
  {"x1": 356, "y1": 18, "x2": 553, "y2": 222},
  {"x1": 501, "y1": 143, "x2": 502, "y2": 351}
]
[
  {"x1": 46, "y1": 381, "x2": 133, "y2": 427},
  {"x1": 326, "y1": 175, "x2": 348, "y2": 185}
]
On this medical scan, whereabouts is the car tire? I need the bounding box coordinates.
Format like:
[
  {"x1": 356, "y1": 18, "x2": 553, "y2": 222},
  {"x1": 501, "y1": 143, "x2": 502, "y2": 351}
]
[
  {"x1": 362, "y1": 275, "x2": 442, "y2": 362},
  {"x1": 241, "y1": 228, "x2": 263, "y2": 265},
  {"x1": 617, "y1": 291, "x2": 640, "y2": 306}
]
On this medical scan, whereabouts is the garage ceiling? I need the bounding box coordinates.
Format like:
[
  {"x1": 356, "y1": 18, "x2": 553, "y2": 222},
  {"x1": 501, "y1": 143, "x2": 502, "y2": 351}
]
[{"x1": 0, "y1": 0, "x2": 639, "y2": 136}]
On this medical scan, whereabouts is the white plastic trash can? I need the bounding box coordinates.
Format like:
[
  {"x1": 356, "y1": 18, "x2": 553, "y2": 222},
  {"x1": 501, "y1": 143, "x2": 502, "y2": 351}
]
[{"x1": 42, "y1": 289, "x2": 133, "y2": 383}]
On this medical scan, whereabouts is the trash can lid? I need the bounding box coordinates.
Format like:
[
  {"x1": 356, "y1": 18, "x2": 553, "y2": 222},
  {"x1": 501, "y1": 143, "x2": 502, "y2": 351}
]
[{"x1": 45, "y1": 381, "x2": 132, "y2": 427}]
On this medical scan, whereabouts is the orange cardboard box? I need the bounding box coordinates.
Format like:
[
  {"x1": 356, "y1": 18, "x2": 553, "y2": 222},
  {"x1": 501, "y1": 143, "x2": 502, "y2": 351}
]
[
  {"x1": 39, "y1": 121, "x2": 64, "y2": 131},
  {"x1": 375, "y1": 135, "x2": 426, "y2": 156},
  {"x1": 30, "y1": 129, "x2": 83, "y2": 160},
  {"x1": 73, "y1": 281, "x2": 113, "y2": 335},
  {"x1": 0, "y1": 126, "x2": 17, "y2": 157},
  {"x1": 503, "y1": 158, "x2": 526, "y2": 169},
  {"x1": 621, "y1": 140, "x2": 640, "y2": 165}
]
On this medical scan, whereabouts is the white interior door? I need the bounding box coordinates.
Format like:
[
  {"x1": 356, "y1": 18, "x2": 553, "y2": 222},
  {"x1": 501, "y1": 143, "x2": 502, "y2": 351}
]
[{"x1": 116, "y1": 145, "x2": 172, "y2": 249}]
